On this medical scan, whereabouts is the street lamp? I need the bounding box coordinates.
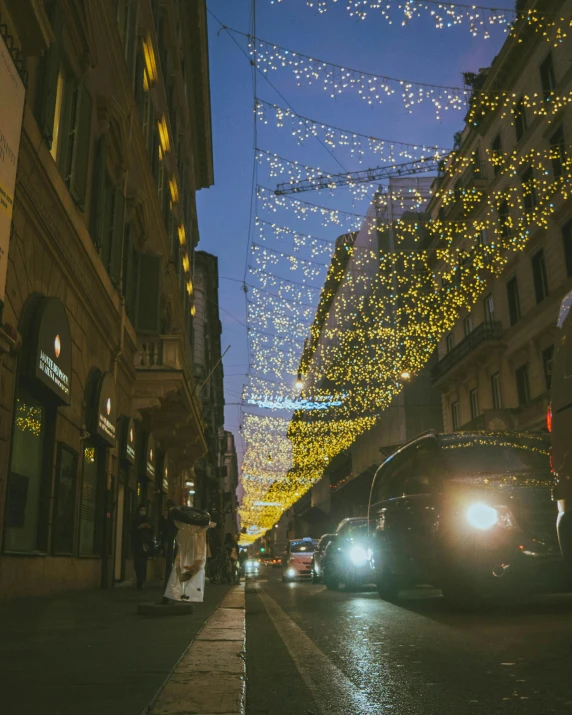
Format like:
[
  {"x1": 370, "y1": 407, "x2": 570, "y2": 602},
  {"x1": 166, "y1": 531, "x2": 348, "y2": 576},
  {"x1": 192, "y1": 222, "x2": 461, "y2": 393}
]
[{"x1": 295, "y1": 372, "x2": 304, "y2": 390}]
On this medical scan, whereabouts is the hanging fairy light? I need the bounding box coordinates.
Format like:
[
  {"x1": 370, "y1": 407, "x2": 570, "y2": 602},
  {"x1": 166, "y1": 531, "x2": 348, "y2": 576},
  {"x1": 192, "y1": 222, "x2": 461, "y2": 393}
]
[{"x1": 267, "y1": 0, "x2": 570, "y2": 45}]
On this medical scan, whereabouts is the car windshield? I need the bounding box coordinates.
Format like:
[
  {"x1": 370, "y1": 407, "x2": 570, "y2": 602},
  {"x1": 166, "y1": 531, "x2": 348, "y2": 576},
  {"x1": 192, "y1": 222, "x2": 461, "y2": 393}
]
[
  {"x1": 440, "y1": 434, "x2": 551, "y2": 484},
  {"x1": 291, "y1": 541, "x2": 317, "y2": 553},
  {"x1": 347, "y1": 525, "x2": 368, "y2": 540},
  {"x1": 337, "y1": 519, "x2": 367, "y2": 535}
]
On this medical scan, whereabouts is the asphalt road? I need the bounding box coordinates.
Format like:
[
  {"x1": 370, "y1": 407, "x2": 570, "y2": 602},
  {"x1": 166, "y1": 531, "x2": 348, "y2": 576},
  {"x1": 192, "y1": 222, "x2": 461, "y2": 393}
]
[{"x1": 246, "y1": 568, "x2": 572, "y2": 715}]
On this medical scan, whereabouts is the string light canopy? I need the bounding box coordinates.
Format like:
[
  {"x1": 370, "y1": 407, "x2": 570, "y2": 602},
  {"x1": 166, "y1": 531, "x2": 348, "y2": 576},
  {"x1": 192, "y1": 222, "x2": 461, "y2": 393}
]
[
  {"x1": 236, "y1": 4, "x2": 572, "y2": 537},
  {"x1": 239, "y1": 148, "x2": 572, "y2": 534}
]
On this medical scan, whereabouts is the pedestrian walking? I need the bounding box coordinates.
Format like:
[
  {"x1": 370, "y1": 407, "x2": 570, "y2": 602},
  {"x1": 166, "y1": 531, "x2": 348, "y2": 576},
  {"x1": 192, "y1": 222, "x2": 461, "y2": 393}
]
[{"x1": 131, "y1": 504, "x2": 153, "y2": 590}]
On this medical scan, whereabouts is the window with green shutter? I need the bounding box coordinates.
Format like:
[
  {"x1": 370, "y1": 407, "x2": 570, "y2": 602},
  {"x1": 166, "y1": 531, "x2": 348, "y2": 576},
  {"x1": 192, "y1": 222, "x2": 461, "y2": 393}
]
[
  {"x1": 90, "y1": 136, "x2": 108, "y2": 252},
  {"x1": 123, "y1": 226, "x2": 138, "y2": 322},
  {"x1": 69, "y1": 83, "x2": 93, "y2": 210},
  {"x1": 109, "y1": 189, "x2": 125, "y2": 286},
  {"x1": 135, "y1": 254, "x2": 162, "y2": 334},
  {"x1": 36, "y1": 0, "x2": 63, "y2": 148}
]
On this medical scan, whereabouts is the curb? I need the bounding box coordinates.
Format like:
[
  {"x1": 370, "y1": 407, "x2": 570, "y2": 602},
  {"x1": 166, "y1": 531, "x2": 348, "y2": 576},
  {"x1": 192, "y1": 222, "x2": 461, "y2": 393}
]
[{"x1": 144, "y1": 583, "x2": 246, "y2": 715}]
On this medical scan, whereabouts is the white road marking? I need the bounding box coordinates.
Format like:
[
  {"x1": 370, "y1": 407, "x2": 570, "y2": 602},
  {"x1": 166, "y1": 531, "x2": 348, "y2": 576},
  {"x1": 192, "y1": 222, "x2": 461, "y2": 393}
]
[{"x1": 258, "y1": 589, "x2": 377, "y2": 715}]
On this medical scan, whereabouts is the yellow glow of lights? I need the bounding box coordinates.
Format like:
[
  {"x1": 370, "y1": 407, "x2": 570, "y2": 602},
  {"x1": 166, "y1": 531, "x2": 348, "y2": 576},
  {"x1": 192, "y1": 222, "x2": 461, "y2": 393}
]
[
  {"x1": 186, "y1": 279, "x2": 193, "y2": 295},
  {"x1": 191, "y1": 304, "x2": 196, "y2": 317},
  {"x1": 178, "y1": 225, "x2": 186, "y2": 246},
  {"x1": 142, "y1": 33, "x2": 159, "y2": 86},
  {"x1": 158, "y1": 115, "x2": 171, "y2": 155},
  {"x1": 169, "y1": 177, "x2": 179, "y2": 204},
  {"x1": 15, "y1": 399, "x2": 42, "y2": 437},
  {"x1": 182, "y1": 254, "x2": 190, "y2": 273}
]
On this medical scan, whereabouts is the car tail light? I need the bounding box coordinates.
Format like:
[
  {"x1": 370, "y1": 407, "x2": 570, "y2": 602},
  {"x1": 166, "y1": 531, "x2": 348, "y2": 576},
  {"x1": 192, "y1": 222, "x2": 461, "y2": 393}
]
[{"x1": 547, "y1": 404, "x2": 552, "y2": 432}]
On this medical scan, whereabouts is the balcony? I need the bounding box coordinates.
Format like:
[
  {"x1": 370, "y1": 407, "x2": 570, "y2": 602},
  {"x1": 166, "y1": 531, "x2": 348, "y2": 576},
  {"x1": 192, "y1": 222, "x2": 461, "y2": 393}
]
[
  {"x1": 432, "y1": 321, "x2": 504, "y2": 387},
  {"x1": 133, "y1": 334, "x2": 207, "y2": 463},
  {"x1": 458, "y1": 393, "x2": 549, "y2": 433}
]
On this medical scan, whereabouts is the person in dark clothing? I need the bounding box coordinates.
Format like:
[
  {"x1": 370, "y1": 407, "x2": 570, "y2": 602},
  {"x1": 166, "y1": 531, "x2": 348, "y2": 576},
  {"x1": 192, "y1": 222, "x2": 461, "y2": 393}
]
[
  {"x1": 225, "y1": 532, "x2": 239, "y2": 583},
  {"x1": 159, "y1": 499, "x2": 178, "y2": 586},
  {"x1": 131, "y1": 504, "x2": 153, "y2": 590}
]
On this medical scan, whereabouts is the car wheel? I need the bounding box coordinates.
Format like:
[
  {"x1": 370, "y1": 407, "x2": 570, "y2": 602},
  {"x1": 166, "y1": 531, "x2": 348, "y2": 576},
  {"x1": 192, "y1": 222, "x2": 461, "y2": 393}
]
[
  {"x1": 374, "y1": 557, "x2": 400, "y2": 601},
  {"x1": 323, "y1": 568, "x2": 339, "y2": 591}
]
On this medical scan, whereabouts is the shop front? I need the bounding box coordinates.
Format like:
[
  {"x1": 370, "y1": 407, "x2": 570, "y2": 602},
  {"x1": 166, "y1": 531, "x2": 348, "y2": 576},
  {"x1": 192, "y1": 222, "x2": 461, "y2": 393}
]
[
  {"x1": 82, "y1": 370, "x2": 117, "y2": 589},
  {"x1": 1, "y1": 296, "x2": 74, "y2": 597}
]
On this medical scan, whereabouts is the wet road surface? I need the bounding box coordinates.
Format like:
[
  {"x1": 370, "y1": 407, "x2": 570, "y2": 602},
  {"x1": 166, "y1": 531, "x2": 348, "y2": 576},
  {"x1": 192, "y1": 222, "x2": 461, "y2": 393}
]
[{"x1": 246, "y1": 569, "x2": 572, "y2": 715}]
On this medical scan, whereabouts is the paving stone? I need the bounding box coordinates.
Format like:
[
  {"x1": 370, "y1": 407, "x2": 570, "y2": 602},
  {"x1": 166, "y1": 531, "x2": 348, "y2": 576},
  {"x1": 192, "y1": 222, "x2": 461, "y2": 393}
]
[
  {"x1": 220, "y1": 592, "x2": 245, "y2": 610},
  {"x1": 196, "y1": 627, "x2": 244, "y2": 642},
  {"x1": 149, "y1": 672, "x2": 245, "y2": 715},
  {"x1": 175, "y1": 640, "x2": 245, "y2": 674},
  {"x1": 205, "y1": 608, "x2": 244, "y2": 630}
]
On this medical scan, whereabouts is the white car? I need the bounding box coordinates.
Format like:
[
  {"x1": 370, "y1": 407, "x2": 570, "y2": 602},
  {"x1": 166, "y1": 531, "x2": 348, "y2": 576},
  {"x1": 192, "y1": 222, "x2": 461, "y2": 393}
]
[{"x1": 282, "y1": 538, "x2": 319, "y2": 581}]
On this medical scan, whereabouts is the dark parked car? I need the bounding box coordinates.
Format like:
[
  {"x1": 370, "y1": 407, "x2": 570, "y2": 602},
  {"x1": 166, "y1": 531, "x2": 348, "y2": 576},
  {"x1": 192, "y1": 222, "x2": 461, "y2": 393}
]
[
  {"x1": 321, "y1": 517, "x2": 371, "y2": 591},
  {"x1": 311, "y1": 534, "x2": 334, "y2": 583},
  {"x1": 550, "y1": 289, "x2": 572, "y2": 566},
  {"x1": 369, "y1": 431, "x2": 568, "y2": 607}
]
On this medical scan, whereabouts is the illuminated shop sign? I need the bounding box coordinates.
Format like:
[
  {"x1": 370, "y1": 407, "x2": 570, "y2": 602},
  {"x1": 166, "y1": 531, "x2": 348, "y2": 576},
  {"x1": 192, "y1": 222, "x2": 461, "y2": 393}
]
[
  {"x1": 27, "y1": 298, "x2": 72, "y2": 405},
  {"x1": 94, "y1": 372, "x2": 117, "y2": 446},
  {"x1": 145, "y1": 434, "x2": 156, "y2": 479}
]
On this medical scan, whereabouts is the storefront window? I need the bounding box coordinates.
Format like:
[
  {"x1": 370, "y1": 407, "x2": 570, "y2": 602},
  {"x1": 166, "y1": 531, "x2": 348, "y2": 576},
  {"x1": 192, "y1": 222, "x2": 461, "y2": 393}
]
[
  {"x1": 4, "y1": 390, "x2": 48, "y2": 552},
  {"x1": 53, "y1": 444, "x2": 78, "y2": 554},
  {"x1": 79, "y1": 444, "x2": 100, "y2": 555}
]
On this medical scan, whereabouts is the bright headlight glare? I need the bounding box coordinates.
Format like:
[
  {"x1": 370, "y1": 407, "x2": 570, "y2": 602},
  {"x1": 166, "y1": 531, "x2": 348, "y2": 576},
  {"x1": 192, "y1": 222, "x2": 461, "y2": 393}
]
[
  {"x1": 466, "y1": 503, "x2": 499, "y2": 530},
  {"x1": 349, "y1": 545, "x2": 369, "y2": 566},
  {"x1": 286, "y1": 568, "x2": 296, "y2": 578}
]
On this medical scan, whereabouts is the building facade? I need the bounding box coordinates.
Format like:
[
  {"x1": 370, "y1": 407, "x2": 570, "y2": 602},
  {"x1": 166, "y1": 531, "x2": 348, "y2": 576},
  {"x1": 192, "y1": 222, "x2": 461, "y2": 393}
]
[
  {"x1": 192, "y1": 250, "x2": 225, "y2": 520},
  {"x1": 426, "y1": 0, "x2": 572, "y2": 434},
  {"x1": 0, "y1": 0, "x2": 214, "y2": 600}
]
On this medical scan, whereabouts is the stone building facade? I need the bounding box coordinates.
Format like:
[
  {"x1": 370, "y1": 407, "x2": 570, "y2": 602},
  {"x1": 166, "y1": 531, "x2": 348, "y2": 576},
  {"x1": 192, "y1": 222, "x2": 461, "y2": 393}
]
[
  {"x1": 192, "y1": 250, "x2": 225, "y2": 522},
  {"x1": 426, "y1": 0, "x2": 572, "y2": 434},
  {"x1": 0, "y1": 0, "x2": 214, "y2": 600}
]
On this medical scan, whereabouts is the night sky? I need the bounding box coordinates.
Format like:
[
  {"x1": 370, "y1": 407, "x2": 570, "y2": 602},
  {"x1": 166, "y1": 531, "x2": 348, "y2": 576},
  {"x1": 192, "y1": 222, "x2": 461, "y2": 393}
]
[{"x1": 196, "y1": 0, "x2": 514, "y2": 468}]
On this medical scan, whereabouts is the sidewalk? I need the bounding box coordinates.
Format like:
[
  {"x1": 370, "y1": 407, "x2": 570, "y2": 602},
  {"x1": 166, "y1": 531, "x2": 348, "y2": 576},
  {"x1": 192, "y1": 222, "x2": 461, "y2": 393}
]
[{"x1": 0, "y1": 580, "x2": 232, "y2": 715}]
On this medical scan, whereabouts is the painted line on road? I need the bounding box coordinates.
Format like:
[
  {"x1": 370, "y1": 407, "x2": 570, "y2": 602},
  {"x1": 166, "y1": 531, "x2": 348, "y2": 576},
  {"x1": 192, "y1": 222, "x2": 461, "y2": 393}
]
[
  {"x1": 146, "y1": 584, "x2": 246, "y2": 715},
  {"x1": 257, "y1": 588, "x2": 377, "y2": 715}
]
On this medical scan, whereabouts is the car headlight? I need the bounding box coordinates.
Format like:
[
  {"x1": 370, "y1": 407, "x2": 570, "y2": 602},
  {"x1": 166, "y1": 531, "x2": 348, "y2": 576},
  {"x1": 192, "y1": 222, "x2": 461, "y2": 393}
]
[
  {"x1": 466, "y1": 503, "x2": 499, "y2": 530},
  {"x1": 349, "y1": 545, "x2": 369, "y2": 566},
  {"x1": 286, "y1": 568, "x2": 296, "y2": 578}
]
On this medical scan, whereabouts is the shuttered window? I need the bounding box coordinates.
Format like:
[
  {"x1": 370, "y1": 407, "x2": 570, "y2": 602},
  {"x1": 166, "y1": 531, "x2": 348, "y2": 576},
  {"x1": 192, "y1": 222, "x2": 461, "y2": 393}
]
[
  {"x1": 90, "y1": 136, "x2": 107, "y2": 252},
  {"x1": 36, "y1": 0, "x2": 63, "y2": 148},
  {"x1": 90, "y1": 136, "x2": 125, "y2": 285},
  {"x1": 36, "y1": 2, "x2": 92, "y2": 210},
  {"x1": 68, "y1": 83, "x2": 93, "y2": 210},
  {"x1": 123, "y1": 225, "x2": 138, "y2": 322},
  {"x1": 109, "y1": 190, "x2": 125, "y2": 286},
  {"x1": 135, "y1": 254, "x2": 162, "y2": 334}
]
